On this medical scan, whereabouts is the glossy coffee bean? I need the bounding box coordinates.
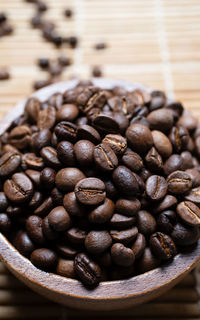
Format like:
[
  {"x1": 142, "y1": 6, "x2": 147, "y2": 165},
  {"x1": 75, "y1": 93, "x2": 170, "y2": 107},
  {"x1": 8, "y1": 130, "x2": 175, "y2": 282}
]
[
  {"x1": 40, "y1": 147, "x2": 62, "y2": 169},
  {"x1": 110, "y1": 213, "x2": 136, "y2": 229},
  {"x1": 15, "y1": 231, "x2": 35, "y2": 257},
  {"x1": 26, "y1": 215, "x2": 46, "y2": 245},
  {"x1": 56, "y1": 259, "x2": 76, "y2": 278},
  {"x1": 37, "y1": 106, "x2": 56, "y2": 130},
  {"x1": 9, "y1": 125, "x2": 31, "y2": 150},
  {"x1": 0, "y1": 151, "x2": 21, "y2": 177},
  {"x1": 34, "y1": 197, "x2": 53, "y2": 217},
  {"x1": 56, "y1": 104, "x2": 79, "y2": 122},
  {"x1": 66, "y1": 227, "x2": 86, "y2": 245},
  {"x1": 176, "y1": 201, "x2": 200, "y2": 227},
  {"x1": 102, "y1": 134, "x2": 127, "y2": 155},
  {"x1": 93, "y1": 113, "x2": 120, "y2": 134},
  {"x1": 126, "y1": 123, "x2": 153, "y2": 154},
  {"x1": 167, "y1": 170, "x2": 192, "y2": 195},
  {"x1": 40, "y1": 167, "x2": 56, "y2": 190},
  {"x1": 22, "y1": 153, "x2": 44, "y2": 171},
  {"x1": 164, "y1": 154, "x2": 183, "y2": 176},
  {"x1": 28, "y1": 191, "x2": 43, "y2": 210},
  {"x1": 131, "y1": 233, "x2": 146, "y2": 259},
  {"x1": 55, "y1": 242, "x2": 77, "y2": 259},
  {"x1": 122, "y1": 149, "x2": 143, "y2": 172},
  {"x1": 180, "y1": 151, "x2": 193, "y2": 170},
  {"x1": 152, "y1": 130, "x2": 172, "y2": 158},
  {"x1": 111, "y1": 243, "x2": 135, "y2": 267},
  {"x1": 157, "y1": 210, "x2": 176, "y2": 234},
  {"x1": 185, "y1": 186, "x2": 200, "y2": 205},
  {"x1": 171, "y1": 222, "x2": 199, "y2": 246},
  {"x1": 57, "y1": 141, "x2": 75, "y2": 166},
  {"x1": 88, "y1": 198, "x2": 114, "y2": 224},
  {"x1": 145, "y1": 147, "x2": 163, "y2": 173},
  {"x1": 42, "y1": 216, "x2": 58, "y2": 241},
  {"x1": 31, "y1": 129, "x2": 51, "y2": 152},
  {"x1": 31, "y1": 248, "x2": 57, "y2": 271},
  {"x1": 137, "y1": 210, "x2": 156, "y2": 236},
  {"x1": 110, "y1": 226, "x2": 138, "y2": 245},
  {"x1": 56, "y1": 168, "x2": 85, "y2": 192},
  {"x1": 48, "y1": 206, "x2": 71, "y2": 232},
  {"x1": 112, "y1": 166, "x2": 139, "y2": 196},
  {"x1": 77, "y1": 124, "x2": 100, "y2": 144},
  {"x1": 4, "y1": 173, "x2": 33, "y2": 203},
  {"x1": 0, "y1": 192, "x2": 8, "y2": 212},
  {"x1": 74, "y1": 140, "x2": 94, "y2": 167},
  {"x1": 94, "y1": 143, "x2": 118, "y2": 172},
  {"x1": 25, "y1": 170, "x2": 41, "y2": 188},
  {"x1": 147, "y1": 109, "x2": 173, "y2": 132},
  {"x1": 54, "y1": 121, "x2": 77, "y2": 142},
  {"x1": 136, "y1": 247, "x2": 160, "y2": 274},
  {"x1": 74, "y1": 253, "x2": 102, "y2": 286},
  {"x1": 75, "y1": 177, "x2": 106, "y2": 205},
  {"x1": 186, "y1": 169, "x2": 200, "y2": 188},
  {"x1": 146, "y1": 175, "x2": 167, "y2": 201},
  {"x1": 116, "y1": 198, "x2": 141, "y2": 216},
  {"x1": 169, "y1": 126, "x2": 189, "y2": 153},
  {"x1": 63, "y1": 192, "x2": 85, "y2": 217},
  {"x1": 178, "y1": 114, "x2": 197, "y2": 132},
  {"x1": 0, "y1": 213, "x2": 11, "y2": 234},
  {"x1": 85, "y1": 231, "x2": 112, "y2": 254},
  {"x1": 150, "y1": 232, "x2": 176, "y2": 260},
  {"x1": 25, "y1": 97, "x2": 40, "y2": 124}
]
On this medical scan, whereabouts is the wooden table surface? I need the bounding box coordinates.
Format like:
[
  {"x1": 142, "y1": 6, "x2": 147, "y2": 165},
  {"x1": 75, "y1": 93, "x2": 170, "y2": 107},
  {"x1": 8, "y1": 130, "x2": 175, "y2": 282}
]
[{"x1": 0, "y1": 0, "x2": 200, "y2": 318}]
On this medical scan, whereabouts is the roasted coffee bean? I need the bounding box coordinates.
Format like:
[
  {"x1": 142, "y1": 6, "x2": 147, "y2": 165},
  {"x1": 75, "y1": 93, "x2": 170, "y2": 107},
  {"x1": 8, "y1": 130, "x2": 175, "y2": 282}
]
[
  {"x1": 42, "y1": 216, "x2": 58, "y2": 241},
  {"x1": 145, "y1": 147, "x2": 163, "y2": 173},
  {"x1": 167, "y1": 170, "x2": 192, "y2": 194},
  {"x1": 25, "y1": 97, "x2": 40, "y2": 123},
  {"x1": 102, "y1": 134, "x2": 127, "y2": 155},
  {"x1": 37, "y1": 106, "x2": 56, "y2": 130},
  {"x1": 165, "y1": 101, "x2": 183, "y2": 120},
  {"x1": 48, "y1": 93, "x2": 63, "y2": 110},
  {"x1": 0, "y1": 151, "x2": 21, "y2": 177},
  {"x1": 113, "y1": 112, "x2": 129, "y2": 133},
  {"x1": 92, "y1": 66, "x2": 102, "y2": 77},
  {"x1": 111, "y1": 243, "x2": 135, "y2": 267},
  {"x1": 137, "y1": 210, "x2": 156, "y2": 236},
  {"x1": 0, "y1": 192, "x2": 8, "y2": 212},
  {"x1": 116, "y1": 198, "x2": 141, "y2": 217},
  {"x1": 85, "y1": 231, "x2": 112, "y2": 254},
  {"x1": 93, "y1": 113, "x2": 120, "y2": 134},
  {"x1": 15, "y1": 232, "x2": 35, "y2": 257},
  {"x1": 176, "y1": 201, "x2": 200, "y2": 227},
  {"x1": 164, "y1": 154, "x2": 183, "y2": 176},
  {"x1": 31, "y1": 248, "x2": 57, "y2": 271},
  {"x1": 0, "y1": 67, "x2": 10, "y2": 80},
  {"x1": 122, "y1": 149, "x2": 143, "y2": 172},
  {"x1": 50, "y1": 187, "x2": 63, "y2": 206},
  {"x1": 88, "y1": 198, "x2": 114, "y2": 224},
  {"x1": 40, "y1": 147, "x2": 61, "y2": 169},
  {"x1": 22, "y1": 153, "x2": 44, "y2": 171},
  {"x1": 152, "y1": 130, "x2": 172, "y2": 158},
  {"x1": 57, "y1": 141, "x2": 75, "y2": 166},
  {"x1": 0, "y1": 213, "x2": 11, "y2": 234},
  {"x1": 136, "y1": 247, "x2": 160, "y2": 274},
  {"x1": 56, "y1": 104, "x2": 79, "y2": 122},
  {"x1": 57, "y1": 259, "x2": 76, "y2": 278},
  {"x1": 146, "y1": 175, "x2": 167, "y2": 201},
  {"x1": 186, "y1": 169, "x2": 200, "y2": 188},
  {"x1": 103, "y1": 179, "x2": 119, "y2": 200},
  {"x1": 112, "y1": 166, "x2": 139, "y2": 196},
  {"x1": 150, "y1": 232, "x2": 176, "y2": 260},
  {"x1": 94, "y1": 143, "x2": 118, "y2": 171},
  {"x1": 181, "y1": 151, "x2": 193, "y2": 170},
  {"x1": 150, "y1": 90, "x2": 166, "y2": 111},
  {"x1": 66, "y1": 227, "x2": 86, "y2": 245},
  {"x1": 171, "y1": 222, "x2": 199, "y2": 246},
  {"x1": 4, "y1": 173, "x2": 33, "y2": 203},
  {"x1": 96, "y1": 251, "x2": 112, "y2": 268},
  {"x1": 130, "y1": 115, "x2": 149, "y2": 127},
  {"x1": 56, "y1": 242, "x2": 77, "y2": 259},
  {"x1": 75, "y1": 177, "x2": 106, "y2": 205},
  {"x1": 169, "y1": 126, "x2": 189, "y2": 153},
  {"x1": 25, "y1": 169, "x2": 40, "y2": 188},
  {"x1": 110, "y1": 213, "x2": 136, "y2": 229},
  {"x1": 77, "y1": 124, "x2": 100, "y2": 144},
  {"x1": 74, "y1": 140, "x2": 94, "y2": 167},
  {"x1": 126, "y1": 124, "x2": 153, "y2": 154},
  {"x1": 147, "y1": 109, "x2": 173, "y2": 132},
  {"x1": 26, "y1": 215, "x2": 46, "y2": 245},
  {"x1": 157, "y1": 210, "x2": 176, "y2": 234},
  {"x1": 28, "y1": 191, "x2": 43, "y2": 210},
  {"x1": 185, "y1": 186, "x2": 200, "y2": 205},
  {"x1": 48, "y1": 206, "x2": 71, "y2": 232},
  {"x1": 110, "y1": 226, "x2": 138, "y2": 244},
  {"x1": 74, "y1": 253, "x2": 101, "y2": 286},
  {"x1": 31, "y1": 129, "x2": 51, "y2": 152},
  {"x1": 63, "y1": 192, "x2": 86, "y2": 217},
  {"x1": 131, "y1": 233, "x2": 146, "y2": 259},
  {"x1": 54, "y1": 121, "x2": 77, "y2": 142},
  {"x1": 38, "y1": 58, "x2": 49, "y2": 69},
  {"x1": 77, "y1": 86, "x2": 106, "y2": 113},
  {"x1": 33, "y1": 79, "x2": 50, "y2": 90},
  {"x1": 34, "y1": 197, "x2": 53, "y2": 217},
  {"x1": 178, "y1": 114, "x2": 198, "y2": 132},
  {"x1": 56, "y1": 168, "x2": 85, "y2": 192}
]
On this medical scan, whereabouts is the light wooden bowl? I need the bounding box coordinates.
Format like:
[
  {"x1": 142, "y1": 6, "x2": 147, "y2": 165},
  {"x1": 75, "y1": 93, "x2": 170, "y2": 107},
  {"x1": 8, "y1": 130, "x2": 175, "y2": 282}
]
[{"x1": 0, "y1": 79, "x2": 200, "y2": 311}]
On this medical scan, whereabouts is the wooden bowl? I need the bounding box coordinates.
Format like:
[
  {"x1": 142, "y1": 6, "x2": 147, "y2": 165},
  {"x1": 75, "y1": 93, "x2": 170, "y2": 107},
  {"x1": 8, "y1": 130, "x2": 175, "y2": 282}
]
[{"x1": 0, "y1": 78, "x2": 200, "y2": 311}]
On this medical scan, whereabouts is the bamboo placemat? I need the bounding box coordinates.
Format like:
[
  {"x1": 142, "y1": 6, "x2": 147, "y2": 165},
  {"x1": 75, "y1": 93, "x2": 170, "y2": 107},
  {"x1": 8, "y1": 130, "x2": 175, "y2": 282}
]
[{"x1": 0, "y1": 0, "x2": 200, "y2": 318}]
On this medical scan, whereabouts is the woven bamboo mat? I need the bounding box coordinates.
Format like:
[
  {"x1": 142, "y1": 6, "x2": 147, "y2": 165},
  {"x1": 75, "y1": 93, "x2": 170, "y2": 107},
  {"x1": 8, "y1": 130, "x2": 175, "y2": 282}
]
[{"x1": 0, "y1": 0, "x2": 200, "y2": 318}]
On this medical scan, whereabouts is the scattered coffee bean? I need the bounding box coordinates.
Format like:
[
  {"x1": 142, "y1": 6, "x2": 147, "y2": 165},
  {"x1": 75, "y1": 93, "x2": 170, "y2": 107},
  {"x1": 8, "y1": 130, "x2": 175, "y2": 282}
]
[
  {"x1": 94, "y1": 42, "x2": 107, "y2": 50},
  {"x1": 74, "y1": 253, "x2": 102, "y2": 286},
  {"x1": 0, "y1": 67, "x2": 10, "y2": 80},
  {"x1": 92, "y1": 66, "x2": 102, "y2": 78}
]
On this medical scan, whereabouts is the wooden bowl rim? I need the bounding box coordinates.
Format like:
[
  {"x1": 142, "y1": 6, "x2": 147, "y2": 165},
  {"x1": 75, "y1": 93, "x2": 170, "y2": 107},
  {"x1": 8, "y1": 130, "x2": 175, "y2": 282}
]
[{"x1": 0, "y1": 78, "x2": 200, "y2": 302}]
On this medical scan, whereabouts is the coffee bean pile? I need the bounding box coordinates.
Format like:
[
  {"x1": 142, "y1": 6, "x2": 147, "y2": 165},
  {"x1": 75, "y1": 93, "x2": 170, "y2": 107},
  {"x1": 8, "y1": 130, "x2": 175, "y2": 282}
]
[
  {"x1": 0, "y1": 12, "x2": 13, "y2": 38},
  {"x1": 0, "y1": 81, "x2": 200, "y2": 287}
]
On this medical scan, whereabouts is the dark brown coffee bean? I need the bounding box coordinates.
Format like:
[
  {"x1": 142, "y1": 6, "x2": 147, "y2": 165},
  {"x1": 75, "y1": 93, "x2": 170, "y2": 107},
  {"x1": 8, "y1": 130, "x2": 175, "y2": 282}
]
[
  {"x1": 54, "y1": 121, "x2": 77, "y2": 142},
  {"x1": 40, "y1": 146, "x2": 62, "y2": 169},
  {"x1": 145, "y1": 147, "x2": 163, "y2": 173},
  {"x1": 110, "y1": 213, "x2": 136, "y2": 229},
  {"x1": 37, "y1": 106, "x2": 56, "y2": 130},
  {"x1": 57, "y1": 259, "x2": 76, "y2": 278},
  {"x1": 181, "y1": 151, "x2": 193, "y2": 170},
  {"x1": 130, "y1": 115, "x2": 149, "y2": 127},
  {"x1": 112, "y1": 166, "x2": 139, "y2": 196},
  {"x1": 77, "y1": 86, "x2": 106, "y2": 113},
  {"x1": 0, "y1": 151, "x2": 21, "y2": 177},
  {"x1": 56, "y1": 104, "x2": 79, "y2": 122},
  {"x1": 74, "y1": 140, "x2": 94, "y2": 167},
  {"x1": 63, "y1": 192, "x2": 86, "y2": 217},
  {"x1": 88, "y1": 198, "x2": 114, "y2": 224},
  {"x1": 157, "y1": 210, "x2": 176, "y2": 234},
  {"x1": 136, "y1": 247, "x2": 160, "y2": 274},
  {"x1": 56, "y1": 168, "x2": 85, "y2": 192},
  {"x1": 75, "y1": 177, "x2": 106, "y2": 205},
  {"x1": 126, "y1": 123, "x2": 153, "y2": 154},
  {"x1": 0, "y1": 67, "x2": 10, "y2": 80},
  {"x1": 34, "y1": 197, "x2": 53, "y2": 217},
  {"x1": 48, "y1": 206, "x2": 71, "y2": 232},
  {"x1": 38, "y1": 58, "x2": 49, "y2": 69},
  {"x1": 22, "y1": 153, "x2": 44, "y2": 171},
  {"x1": 9, "y1": 125, "x2": 31, "y2": 150},
  {"x1": 137, "y1": 210, "x2": 156, "y2": 236},
  {"x1": 94, "y1": 143, "x2": 118, "y2": 172},
  {"x1": 0, "y1": 192, "x2": 8, "y2": 212},
  {"x1": 152, "y1": 130, "x2": 172, "y2": 158},
  {"x1": 116, "y1": 198, "x2": 141, "y2": 217},
  {"x1": 111, "y1": 243, "x2": 135, "y2": 267},
  {"x1": 25, "y1": 169, "x2": 40, "y2": 188},
  {"x1": 171, "y1": 222, "x2": 199, "y2": 246},
  {"x1": 56, "y1": 242, "x2": 77, "y2": 259},
  {"x1": 186, "y1": 169, "x2": 200, "y2": 188},
  {"x1": 122, "y1": 149, "x2": 143, "y2": 172},
  {"x1": 40, "y1": 167, "x2": 56, "y2": 190},
  {"x1": 28, "y1": 191, "x2": 43, "y2": 210},
  {"x1": 185, "y1": 186, "x2": 200, "y2": 205},
  {"x1": 152, "y1": 195, "x2": 177, "y2": 215},
  {"x1": 146, "y1": 175, "x2": 167, "y2": 201},
  {"x1": 131, "y1": 233, "x2": 146, "y2": 259},
  {"x1": 77, "y1": 124, "x2": 100, "y2": 144},
  {"x1": 94, "y1": 42, "x2": 107, "y2": 50},
  {"x1": 150, "y1": 232, "x2": 176, "y2": 260},
  {"x1": 26, "y1": 215, "x2": 46, "y2": 245},
  {"x1": 167, "y1": 170, "x2": 192, "y2": 194},
  {"x1": 165, "y1": 101, "x2": 183, "y2": 120},
  {"x1": 150, "y1": 90, "x2": 166, "y2": 111},
  {"x1": 96, "y1": 251, "x2": 112, "y2": 268},
  {"x1": 57, "y1": 141, "x2": 75, "y2": 166},
  {"x1": 169, "y1": 126, "x2": 189, "y2": 153},
  {"x1": 42, "y1": 216, "x2": 58, "y2": 241},
  {"x1": 48, "y1": 93, "x2": 63, "y2": 110},
  {"x1": 176, "y1": 201, "x2": 200, "y2": 227},
  {"x1": 93, "y1": 113, "x2": 120, "y2": 134},
  {"x1": 0, "y1": 213, "x2": 11, "y2": 234},
  {"x1": 164, "y1": 154, "x2": 183, "y2": 176},
  {"x1": 147, "y1": 109, "x2": 173, "y2": 132},
  {"x1": 102, "y1": 134, "x2": 127, "y2": 155},
  {"x1": 33, "y1": 79, "x2": 50, "y2": 90},
  {"x1": 74, "y1": 253, "x2": 102, "y2": 286},
  {"x1": 92, "y1": 66, "x2": 102, "y2": 77},
  {"x1": 113, "y1": 112, "x2": 129, "y2": 134},
  {"x1": 85, "y1": 230, "x2": 112, "y2": 254},
  {"x1": 25, "y1": 97, "x2": 40, "y2": 123},
  {"x1": 110, "y1": 226, "x2": 138, "y2": 244},
  {"x1": 31, "y1": 129, "x2": 51, "y2": 152},
  {"x1": 31, "y1": 248, "x2": 57, "y2": 271},
  {"x1": 66, "y1": 227, "x2": 86, "y2": 245},
  {"x1": 4, "y1": 173, "x2": 33, "y2": 203},
  {"x1": 14, "y1": 231, "x2": 35, "y2": 257},
  {"x1": 178, "y1": 114, "x2": 198, "y2": 132}
]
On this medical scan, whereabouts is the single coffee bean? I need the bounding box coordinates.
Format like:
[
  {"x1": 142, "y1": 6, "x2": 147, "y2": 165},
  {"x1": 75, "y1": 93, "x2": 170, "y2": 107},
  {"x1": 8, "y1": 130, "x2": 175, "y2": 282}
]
[
  {"x1": 4, "y1": 173, "x2": 33, "y2": 203},
  {"x1": 116, "y1": 198, "x2": 141, "y2": 216},
  {"x1": 37, "y1": 106, "x2": 56, "y2": 130},
  {"x1": 42, "y1": 216, "x2": 58, "y2": 241},
  {"x1": 9, "y1": 125, "x2": 31, "y2": 150},
  {"x1": 25, "y1": 169, "x2": 40, "y2": 188},
  {"x1": 0, "y1": 151, "x2": 21, "y2": 177},
  {"x1": 102, "y1": 134, "x2": 127, "y2": 155},
  {"x1": 145, "y1": 147, "x2": 163, "y2": 173},
  {"x1": 34, "y1": 197, "x2": 53, "y2": 217},
  {"x1": 112, "y1": 166, "x2": 139, "y2": 196},
  {"x1": 40, "y1": 167, "x2": 56, "y2": 190},
  {"x1": 167, "y1": 170, "x2": 192, "y2": 195},
  {"x1": 164, "y1": 154, "x2": 183, "y2": 176},
  {"x1": 26, "y1": 215, "x2": 46, "y2": 245},
  {"x1": 176, "y1": 201, "x2": 200, "y2": 227},
  {"x1": 24, "y1": 97, "x2": 40, "y2": 124},
  {"x1": 48, "y1": 93, "x2": 63, "y2": 110},
  {"x1": 169, "y1": 126, "x2": 189, "y2": 153},
  {"x1": 130, "y1": 115, "x2": 149, "y2": 127},
  {"x1": 57, "y1": 259, "x2": 76, "y2": 278},
  {"x1": 122, "y1": 149, "x2": 144, "y2": 172},
  {"x1": 66, "y1": 227, "x2": 87, "y2": 245},
  {"x1": 74, "y1": 140, "x2": 94, "y2": 167},
  {"x1": 48, "y1": 206, "x2": 71, "y2": 232},
  {"x1": 85, "y1": 231, "x2": 112, "y2": 254},
  {"x1": 40, "y1": 146, "x2": 62, "y2": 169},
  {"x1": 31, "y1": 129, "x2": 51, "y2": 152},
  {"x1": 171, "y1": 222, "x2": 199, "y2": 246},
  {"x1": 146, "y1": 175, "x2": 167, "y2": 201},
  {"x1": 137, "y1": 210, "x2": 156, "y2": 236},
  {"x1": 181, "y1": 151, "x2": 193, "y2": 170},
  {"x1": 77, "y1": 124, "x2": 101, "y2": 144},
  {"x1": 0, "y1": 213, "x2": 11, "y2": 234},
  {"x1": 28, "y1": 191, "x2": 43, "y2": 210},
  {"x1": 88, "y1": 198, "x2": 114, "y2": 224},
  {"x1": 75, "y1": 177, "x2": 106, "y2": 205},
  {"x1": 110, "y1": 213, "x2": 136, "y2": 229},
  {"x1": 54, "y1": 121, "x2": 77, "y2": 142},
  {"x1": 186, "y1": 169, "x2": 200, "y2": 188},
  {"x1": 51, "y1": 187, "x2": 63, "y2": 206},
  {"x1": 147, "y1": 109, "x2": 173, "y2": 132},
  {"x1": 136, "y1": 247, "x2": 160, "y2": 274},
  {"x1": 114, "y1": 112, "x2": 129, "y2": 133},
  {"x1": 56, "y1": 168, "x2": 85, "y2": 192},
  {"x1": 22, "y1": 153, "x2": 44, "y2": 171},
  {"x1": 111, "y1": 243, "x2": 135, "y2": 267},
  {"x1": 63, "y1": 192, "x2": 86, "y2": 217},
  {"x1": 131, "y1": 233, "x2": 146, "y2": 259},
  {"x1": 57, "y1": 141, "x2": 75, "y2": 166},
  {"x1": 103, "y1": 179, "x2": 119, "y2": 200},
  {"x1": 185, "y1": 186, "x2": 200, "y2": 205},
  {"x1": 0, "y1": 192, "x2": 8, "y2": 212},
  {"x1": 74, "y1": 253, "x2": 102, "y2": 286},
  {"x1": 126, "y1": 123, "x2": 153, "y2": 154},
  {"x1": 157, "y1": 210, "x2": 176, "y2": 233},
  {"x1": 55, "y1": 242, "x2": 77, "y2": 259},
  {"x1": 165, "y1": 101, "x2": 183, "y2": 120},
  {"x1": 110, "y1": 226, "x2": 138, "y2": 245},
  {"x1": 94, "y1": 143, "x2": 118, "y2": 171},
  {"x1": 178, "y1": 114, "x2": 198, "y2": 132},
  {"x1": 152, "y1": 130, "x2": 172, "y2": 158},
  {"x1": 93, "y1": 113, "x2": 120, "y2": 134},
  {"x1": 150, "y1": 90, "x2": 166, "y2": 111},
  {"x1": 15, "y1": 231, "x2": 35, "y2": 257},
  {"x1": 31, "y1": 248, "x2": 57, "y2": 271},
  {"x1": 56, "y1": 104, "x2": 79, "y2": 122},
  {"x1": 150, "y1": 232, "x2": 176, "y2": 260}
]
